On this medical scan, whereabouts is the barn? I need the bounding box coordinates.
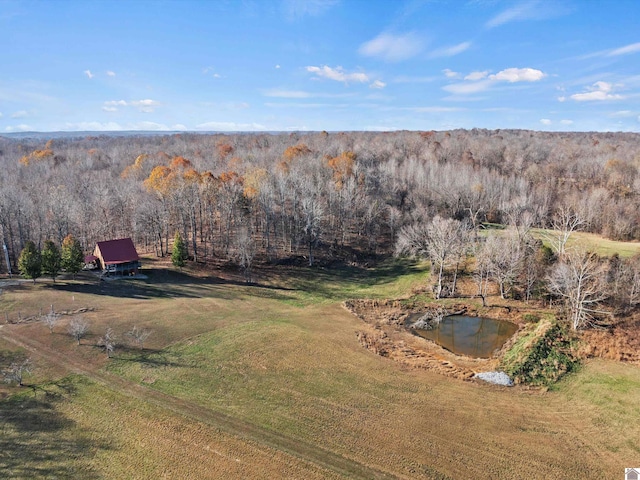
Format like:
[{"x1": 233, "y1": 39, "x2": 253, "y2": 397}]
[{"x1": 92, "y1": 238, "x2": 141, "y2": 275}]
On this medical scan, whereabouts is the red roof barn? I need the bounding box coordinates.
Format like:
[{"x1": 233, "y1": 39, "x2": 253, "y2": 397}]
[{"x1": 93, "y1": 238, "x2": 141, "y2": 275}]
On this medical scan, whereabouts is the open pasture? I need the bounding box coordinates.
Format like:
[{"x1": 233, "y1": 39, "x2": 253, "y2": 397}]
[{"x1": 1, "y1": 258, "x2": 639, "y2": 479}]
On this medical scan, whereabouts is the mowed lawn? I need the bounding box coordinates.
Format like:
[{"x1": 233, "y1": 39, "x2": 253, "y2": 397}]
[{"x1": 1, "y1": 259, "x2": 639, "y2": 479}]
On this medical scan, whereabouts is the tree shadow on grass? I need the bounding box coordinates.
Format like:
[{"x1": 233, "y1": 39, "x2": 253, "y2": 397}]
[
  {"x1": 45, "y1": 268, "x2": 290, "y2": 301},
  {"x1": 266, "y1": 258, "x2": 425, "y2": 302},
  {"x1": 0, "y1": 378, "x2": 111, "y2": 478},
  {"x1": 109, "y1": 346, "x2": 196, "y2": 369}
]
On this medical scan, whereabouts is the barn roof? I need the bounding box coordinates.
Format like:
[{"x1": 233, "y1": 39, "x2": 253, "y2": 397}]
[{"x1": 95, "y1": 238, "x2": 139, "y2": 265}]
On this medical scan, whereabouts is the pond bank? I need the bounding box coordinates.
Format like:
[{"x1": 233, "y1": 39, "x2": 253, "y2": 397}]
[{"x1": 345, "y1": 299, "x2": 528, "y2": 382}]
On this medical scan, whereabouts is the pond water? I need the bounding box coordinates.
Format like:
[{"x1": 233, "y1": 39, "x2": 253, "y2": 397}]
[{"x1": 409, "y1": 315, "x2": 517, "y2": 358}]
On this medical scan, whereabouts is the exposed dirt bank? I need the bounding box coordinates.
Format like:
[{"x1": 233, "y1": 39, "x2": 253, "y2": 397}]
[{"x1": 345, "y1": 299, "x2": 526, "y2": 381}]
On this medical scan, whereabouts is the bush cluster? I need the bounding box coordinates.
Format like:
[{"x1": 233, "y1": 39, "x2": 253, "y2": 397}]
[{"x1": 501, "y1": 320, "x2": 579, "y2": 386}]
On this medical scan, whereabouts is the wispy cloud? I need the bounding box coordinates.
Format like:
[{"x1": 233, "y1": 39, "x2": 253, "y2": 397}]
[
  {"x1": 443, "y1": 79, "x2": 494, "y2": 95},
  {"x1": 306, "y1": 65, "x2": 369, "y2": 83},
  {"x1": 4, "y1": 124, "x2": 33, "y2": 132},
  {"x1": 106, "y1": 70, "x2": 116, "y2": 77},
  {"x1": 444, "y1": 67, "x2": 545, "y2": 95},
  {"x1": 442, "y1": 68, "x2": 546, "y2": 95},
  {"x1": 608, "y1": 42, "x2": 640, "y2": 57},
  {"x1": 283, "y1": 0, "x2": 338, "y2": 20},
  {"x1": 540, "y1": 118, "x2": 552, "y2": 125},
  {"x1": 443, "y1": 69, "x2": 459, "y2": 79},
  {"x1": 102, "y1": 99, "x2": 160, "y2": 113},
  {"x1": 84, "y1": 70, "x2": 94, "y2": 79},
  {"x1": 485, "y1": 0, "x2": 568, "y2": 28},
  {"x1": 429, "y1": 41, "x2": 471, "y2": 58},
  {"x1": 11, "y1": 110, "x2": 28, "y2": 119},
  {"x1": 370, "y1": 80, "x2": 386, "y2": 89},
  {"x1": 464, "y1": 71, "x2": 489, "y2": 81},
  {"x1": 569, "y1": 81, "x2": 624, "y2": 101},
  {"x1": 358, "y1": 32, "x2": 424, "y2": 62}
]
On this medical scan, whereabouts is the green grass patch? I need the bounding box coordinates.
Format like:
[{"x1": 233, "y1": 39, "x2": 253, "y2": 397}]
[
  {"x1": 501, "y1": 319, "x2": 580, "y2": 386},
  {"x1": 530, "y1": 228, "x2": 640, "y2": 258},
  {"x1": 271, "y1": 258, "x2": 429, "y2": 306}
]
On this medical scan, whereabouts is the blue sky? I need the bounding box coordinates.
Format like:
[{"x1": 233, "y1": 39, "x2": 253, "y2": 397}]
[{"x1": 1, "y1": 0, "x2": 639, "y2": 133}]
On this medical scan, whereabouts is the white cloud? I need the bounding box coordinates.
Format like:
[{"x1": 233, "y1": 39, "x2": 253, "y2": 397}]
[
  {"x1": 60, "y1": 121, "x2": 185, "y2": 132},
  {"x1": 306, "y1": 65, "x2": 369, "y2": 83},
  {"x1": 195, "y1": 121, "x2": 267, "y2": 131},
  {"x1": 84, "y1": 70, "x2": 94, "y2": 79},
  {"x1": 106, "y1": 70, "x2": 116, "y2": 77},
  {"x1": 275, "y1": 65, "x2": 281, "y2": 69},
  {"x1": 358, "y1": 32, "x2": 424, "y2": 62},
  {"x1": 560, "y1": 119, "x2": 573, "y2": 125},
  {"x1": 608, "y1": 42, "x2": 640, "y2": 57},
  {"x1": 130, "y1": 99, "x2": 160, "y2": 113},
  {"x1": 5, "y1": 124, "x2": 32, "y2": 132},
  {"x1": 370, "y1": 80, "x2": 386, "y2": 89},
  {"x1": 11, "y1": 110, "x2": 28, "y2": 118},
  {"x1": 489, "y1": 67, "x2": 545, "y2": 82},
  {"x1": 429, "y1": 41, "x2": 471, "y2": 58},
  {"x1": 540, "y1": 118, "x2": 552, "y2": 125},
  {"x1": 443, "y1": 67, "x2": 545, "y2": 96},
  {"x1": 464, "y1": 71, "x2": 489, "y2": 81},
  {"x1": 102, "y1": 99, "x2": 160, "y2": 113},
  {"x1": 443, "y1": 69, "x2": 459, "y2": 78},
  {"x1": 558, "y1": 96, "x2": 566, "y2": 102},
  {"x1": 570, "y1": 81, "x2": 624, "y2": 101}
]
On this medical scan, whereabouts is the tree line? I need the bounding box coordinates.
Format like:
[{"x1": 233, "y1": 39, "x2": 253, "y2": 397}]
[{"x1": 1, "y1": 129, "x2": 640, "y2": 328}]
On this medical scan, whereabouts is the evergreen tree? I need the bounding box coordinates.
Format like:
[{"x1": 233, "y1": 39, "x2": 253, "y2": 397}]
[
  {"x1": 171, "y1": 231, "x2": 188, "y2": 269},
  {"x1": 61, "y1": 234, "x2": 84, "y2": 278},
  {"x1": 41, "y1": 239, "x2": 61, "y2": 282},
  {"x1": 18, "y1": 241, "x2": 42, "y2": 283}
]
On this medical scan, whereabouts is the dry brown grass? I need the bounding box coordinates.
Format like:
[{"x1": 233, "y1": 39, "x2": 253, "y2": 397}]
[{"x1": 1, "y1": 261, "x2": 639, "y2": 479}]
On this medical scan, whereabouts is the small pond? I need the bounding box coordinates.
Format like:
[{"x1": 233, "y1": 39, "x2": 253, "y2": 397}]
[{"x1": 408, "y1": 314, "x2": 518, "y2": 358}]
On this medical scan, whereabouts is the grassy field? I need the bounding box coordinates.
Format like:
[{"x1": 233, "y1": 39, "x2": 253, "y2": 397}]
[{"x1": 1, "y1": 258, "x2": 639, "y2": 479}]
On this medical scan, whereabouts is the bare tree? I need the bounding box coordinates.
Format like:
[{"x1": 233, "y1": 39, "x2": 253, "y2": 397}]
[
  {"x1": 546, "y1": 205, "x2": 587, "y2": 256},
  {"x1": 2, "y1": 358, "x2": 31, "y2": 386},
  {"x1": 126, "y1": 326, "x2": 152, "y2": 349},
  {"x1": 98, "y1": 327, "x2": 117, "y2": 358},
  {"x1": 235, "y1": 226, "x2": 256, "y2": 283},
  {"x1": 396, "y1": 216, "x2": 469, "y2": 299},
  {"x1": 487, "y1": 230, "x2": 525, "y2": 300},
  {"x1": 547, "y1": 249, "x2": 608, "y2": 330},
  {"x1": 68, "y1": 317, "x2": 90, "y2": 345},
  {"x1": 472, "y1": 240, "x2": 493, "y2": 307},
  {"x1": 41, "y1": 311, "x2": 60, "y2": 334}
]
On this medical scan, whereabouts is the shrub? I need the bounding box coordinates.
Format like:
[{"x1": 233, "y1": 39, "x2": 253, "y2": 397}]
[{"x1": 522, "y1": 313, "x2": 540, "y2": 324}]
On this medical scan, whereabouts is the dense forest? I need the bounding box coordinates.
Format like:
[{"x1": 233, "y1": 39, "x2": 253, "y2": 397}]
[
  {"x1": 2, "y1": 129, "x2": 640, "y2": 329},
  {"x1": 0, "y1": 129, "x2": 639, "y2": 268}
]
